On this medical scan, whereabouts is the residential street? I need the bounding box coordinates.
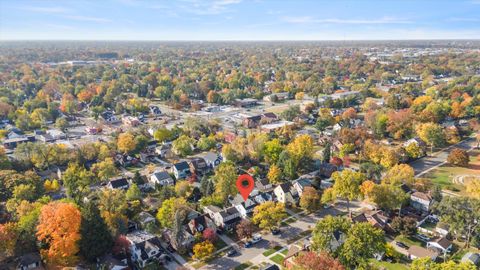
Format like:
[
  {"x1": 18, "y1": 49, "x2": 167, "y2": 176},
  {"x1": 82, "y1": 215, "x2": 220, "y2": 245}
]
[{"x1": 410, "y1": 135, "x2": 478, "y2": 177}]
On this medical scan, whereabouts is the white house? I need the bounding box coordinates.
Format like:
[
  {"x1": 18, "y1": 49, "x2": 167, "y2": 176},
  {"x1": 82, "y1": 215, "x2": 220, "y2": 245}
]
[
  {"x1": 198, "y1": 152, "x2": 223, "y2": 169},
  {"x1": 229, "y1": 194, "x2": 257, "y2": 218},
  {"x1": 410, "y1": 192, "x2": 433, "y2": 212},
  {"x1": 172, "y1": 161, "x2": 191, "y2": 179},
  {"x1": 107, "y1": 177, "x2": 130, "y2": 190},
  {"x1": 126, "y1": 231, "x2": 164, "y2": 268},
  {"x1": 427, "y1": 237, "x2": 453, "y2": 254},
  {"x1": 293, "y1": 178, "x2": 313, "y2": 197},
  {"x1": 203, "y1": 205, "x2": 241, "y2": 230},
  {"x1": 274, "y1": 183, "x2": 299, "y2": 205},
  {"x1": 150, "y1": 171, "x2": 174, "y2": 186}
]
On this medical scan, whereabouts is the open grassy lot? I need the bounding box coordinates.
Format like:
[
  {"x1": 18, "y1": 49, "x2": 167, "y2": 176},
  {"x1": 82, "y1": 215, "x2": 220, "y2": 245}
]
[
  {"x1": 370, "y1": 260, "x2": 409, "y2": 270},
  {"x1": 262, "y1": 246, "x2": 282, "y2": 257},
  {"x1": 423, "y1": 149, "x2": 480, "y2": 194},
  {"x1": 270, "y1": 254, "x2": 285, "y2": 265},
  {"x1": 234, "y1": 262, "x2": 253, "y2": 270},
  {"x1": 395, "y1": 235, "x2": 425, "y2": 247}
]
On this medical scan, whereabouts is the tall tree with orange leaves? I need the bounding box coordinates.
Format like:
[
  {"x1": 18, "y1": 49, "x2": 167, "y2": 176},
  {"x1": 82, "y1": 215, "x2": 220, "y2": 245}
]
[{"x1": 36, "y1": 202, "x2": 81, "y2": 267}]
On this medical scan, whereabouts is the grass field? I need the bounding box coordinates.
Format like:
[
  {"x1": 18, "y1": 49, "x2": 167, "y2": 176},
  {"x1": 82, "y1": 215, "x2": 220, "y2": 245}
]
[
  {"x1": 370, "y1": 260, "x2": 409, "y2": 270},
  {"x1": 395, "y1": 235, "x2": 425, "y2": 247},
  {"x1": 270, "y1": 254, "x2": 285, "y2": 265},
  {"x1": 423, "y1": 149, "x2": 480, "y2": 194},
  {"x1": 234, "y1": 262, "x2": 253, "y2": 270},
  {"x1": 262, "y1": 246, "x2": 282, "y2": 257}
]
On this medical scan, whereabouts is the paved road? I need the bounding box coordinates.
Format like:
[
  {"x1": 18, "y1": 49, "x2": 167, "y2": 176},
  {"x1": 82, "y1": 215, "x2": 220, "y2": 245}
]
[{"x1": 409, "y1": 135, "x2": 478, "y2": 177}]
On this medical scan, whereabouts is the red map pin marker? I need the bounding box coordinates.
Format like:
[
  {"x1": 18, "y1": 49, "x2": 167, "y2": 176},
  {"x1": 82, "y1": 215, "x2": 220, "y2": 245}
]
[{"x1": 236, "y1": 174, "x2": 254, "y2": 201}]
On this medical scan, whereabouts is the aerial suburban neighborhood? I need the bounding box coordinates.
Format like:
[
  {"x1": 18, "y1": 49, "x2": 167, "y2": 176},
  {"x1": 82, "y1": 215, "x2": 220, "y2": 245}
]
[{"x1": 1, "y1": 1, "x2": 480, "y2": 270}]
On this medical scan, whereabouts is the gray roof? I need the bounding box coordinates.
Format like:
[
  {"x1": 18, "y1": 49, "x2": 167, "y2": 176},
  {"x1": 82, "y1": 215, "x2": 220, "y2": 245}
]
[{"x1": 152, "y1": 171, "x2": 172, "y2": 181}]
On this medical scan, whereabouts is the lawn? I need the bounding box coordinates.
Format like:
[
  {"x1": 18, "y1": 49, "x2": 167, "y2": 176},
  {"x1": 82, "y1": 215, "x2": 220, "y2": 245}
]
[
  {"x1": 270, "y1": 254, "x2": 285, "y2": 265},
  {"x1": 281, "y1": 217, "x2": 297, "y2": 227},
  {"x1": 213, "y1": 238, "x2": 227, "y2": 250},
  {"x1": 263, "y1": 246, "x2": 282, "y2": 257},
  {"x1": 281, "y1": 248, "x2": 289, "y2": 255},
  {"x1": 395, "y1": 235, "x2": 425, "y2": 247},
  {"x1": 234, "y1": 262, "x2": 253, "y2": 270},
  {"x1": 370, "y1": 260, "x2": 409, "y2": 270}
]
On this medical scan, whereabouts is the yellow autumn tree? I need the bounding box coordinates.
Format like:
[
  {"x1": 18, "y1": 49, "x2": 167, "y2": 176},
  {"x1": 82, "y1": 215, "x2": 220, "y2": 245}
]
[{"x1": 193, "y1": 240, "x2": 215, "y2": 261}]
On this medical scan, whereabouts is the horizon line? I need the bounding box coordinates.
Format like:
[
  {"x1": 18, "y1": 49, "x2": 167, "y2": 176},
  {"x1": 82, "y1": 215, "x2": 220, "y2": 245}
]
[{"x1": 2, "y1": 38, "x2": 480, "y2": 42}]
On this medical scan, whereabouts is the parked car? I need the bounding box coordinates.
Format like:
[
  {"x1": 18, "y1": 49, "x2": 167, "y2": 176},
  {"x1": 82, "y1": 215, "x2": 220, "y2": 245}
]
[
  {"x1": 416, "y1": 234, "x2": 430, "y2": 242},
  {"x1": 252, "y1": 234, "x2": 262, "y2": 243},
  {"x1": 395, "y1": 241, "x2": 408, "y2": 249},
  {"x1": 227, "y1": 248, "x2": 237, "y2": 257},
  {"x1": 271, "y1": 228, "x2": 280, "y2": 235},
  {"x1": 244, "y1": 241, "x2": 253, "y2": 248}
]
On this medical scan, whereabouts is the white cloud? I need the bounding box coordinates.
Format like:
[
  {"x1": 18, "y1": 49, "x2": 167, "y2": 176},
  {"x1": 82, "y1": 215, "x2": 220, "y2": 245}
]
[
  {"x1": 179, "y1": 0, "x2": 242, "y2": 15},
  {"x1": 21, "y1": 6, "x2": 70, "y2": 13},
  {"x1": 282, "y1": 16, "x2": 412, "y2": 24},
  {"x1": 64, "y1": 15, "x2": 111, "y2": 23}
]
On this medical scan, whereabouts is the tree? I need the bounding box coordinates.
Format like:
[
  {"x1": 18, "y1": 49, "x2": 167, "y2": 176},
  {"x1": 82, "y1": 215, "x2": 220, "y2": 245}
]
[
  {"x1": 411, "y1": 258, "x2": 476, "y2": 270},
  {"x1": 300, "y1": 187, "x2": 321, "y2": 212},
  {"x1": 405, "y1": 142, "x2": 424, "y2": 159},
  {"x1": 360, "y1": 180, "x2": 376, "y2": 200},
  {"x1": 382, "y1": 164, "x2": 415, "y2": 186},
  {"x1": 280, "y1": 105, "x2": 301, "y2": 121},
  {"x1": 153, "y1": 128, "x2": 174, "y2": 142},
  {"x1": 117, "y1": 133, "x2": 136, "y2": 154},
  {"x1": 447, "y1": 148, "x2": 469, "y2": 167},
  {"x1": 292, "y1": 251, "x2": 345, "y2": 270},
  {"x1": 466, "y1": 178, "x2": 480, "y2": 199},
  {"x1": 202, "y1": 228, "x2": 217, "y2": 243},
  {"x1": 267, "y1": 164, "x2": 282, "y2": 184},
  {"x1": 192, "y1": 240, "x2": 215, "y2": 261},
  {"x1": 322, "y1": 142, "x2": 331, "y2": 163},
  {"x1": 287, "y1": 134, "x2": 314, "y2": 166},
  {"x1": 212, "y1": 162, "x2": 237, "y2": 203},
  {"x1": 172, "y1": 135, "x2": 194, "y2": 157},
  {"x1": 62, "y1": 163, "x2": 93, "y2": 203},
  {"x1": 125, "y1": 183, "x2": 141, "y2": 201},
  {"x1": 36, "y1": 202, "x2": 81, "y2": 266},
  {"x1": 252, "y1": 201, "x2": 287, "y2": 231},
  {"x1": 416, "y1": 122, "x2": 445, "y2": 153},
  {"x1": 91, "y1": 157, "x2": 118, "y2": 181},
  {"x1": 156, "y1": 197, "x2": 188, "y2": 229},
  {"x1": 197, "y1": 135, "x2": 216, "y2": 151},
  {"x1": 0, "y1": 222, "x2": 18, "y2": 257},
  {"x1": 435, "y1": 196, "x2": 480, "y2": 247},
  {"x1": 331, "y1": 169, "x2": 365, "y2": 212},
  {"x1": 370, "y1": 184, "x2": 408, "y2": 212},
  {"x1": 312, "y1": 216, "x2": 350, "y2": 254},
  {"x1": 79, "y1": 202, "x2": 113, "y2": 262},
  {"x1": 236, "y1": 219, "x2": 255, "y2": 239},
  {"x1": 98, "y1": 189, "x2": 128, "y2": 236},
  {"x1": 339, "y1": 222, "x2": 386, "y2": 269},
  {"x1": 264, "y1": 138, "x2": 283, "y2": 164},
  {"x1": 175, "y1": 180, "x2": 193, "y2": 198},
  {"x1": 391, "y1": 217, "x2": 417, "y2": 236}
]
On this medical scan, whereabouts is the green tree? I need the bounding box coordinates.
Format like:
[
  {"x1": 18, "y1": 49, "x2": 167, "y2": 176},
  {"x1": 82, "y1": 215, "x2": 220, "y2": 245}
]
[
  {"x1": 62, "y1": 163, "x2": 93, "y2": 203},
  {"x1": 79, "y1": 202, "x2": 113, "y2": 262},
  {"x1": 125, "y1": 183, "x2": 141, "y2": 201},
  {"x1": 370, "y1": 184, "x2": 408, "y2": 213},
  {"x1": 311, "y1": 216, "x2": 350, "y2": 255},
  {"x1": 172, "y1": 135, "x2": 195, "y2": 157},
  {"x1": 267, "y1": 164, "x2": 282, "y2": 184},
  {"x1": 91, "y1": 157, "x2": 118, "y2": 182},
  {"x1": 212, "y1": 162, "x2": 237, "y2": 203},
  {"x1": 153, "y1": 127, "x2": 174, "y2": 142},
  {"x1": 156, "y1": 197, "x2": 188, "y2": 229},
  {"x1": 264, "y1": 138, "x2": 283, "y2": 164},
  {"x1": 252, "y1": 201, "x2": 287, "y2": 231},
  {"x1": 299, "y1": 187, "x2": 321, "y2": 212},
  {"x1": 339, "y1": 222, "x2": 386, "y2": 269},
  {"x1": 331, "y1": 169, "x2": 365, "y2": 213},
  {"x1": 197, "y1": 135, "x2": 216, "y2": 151},
  {"x1": 416, "y1": 122, "x2": 446, "y2": 153}
]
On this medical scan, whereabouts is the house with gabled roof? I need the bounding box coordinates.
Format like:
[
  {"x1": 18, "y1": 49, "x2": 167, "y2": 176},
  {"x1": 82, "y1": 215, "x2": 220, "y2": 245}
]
[
  {"x1": 173, "y1": 161, "x2": 190, "y2": 179},
  {"x1": 126, "y1": 230, "x2": 164, "y2": 268},
  {"x1": 274, "y1": 183, "x2": 299, "y2": 205},
  {"x1": 107, "y1": 177, "x2": 130, "y2": 190},
  {"x1": 150, "y1": 171, "x2": 174, "y2": 187},
  {"x1": 410, "y1": 191, "x2": 433, "y2": 212},
  {"x1": 203, "y1": 205, "x2": 242, "y2": 230}
]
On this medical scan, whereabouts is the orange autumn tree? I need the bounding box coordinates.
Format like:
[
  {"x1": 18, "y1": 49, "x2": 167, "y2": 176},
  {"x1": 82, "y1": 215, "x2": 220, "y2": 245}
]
[{"x1": 36, "y1": 202, "x2": 81, "y2": 267}]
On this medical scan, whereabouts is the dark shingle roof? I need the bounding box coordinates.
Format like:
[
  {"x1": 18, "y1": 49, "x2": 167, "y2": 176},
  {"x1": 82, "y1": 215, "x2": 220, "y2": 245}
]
[{"x1": 174, "y1": 161, "x2": 190, "y2": 171}]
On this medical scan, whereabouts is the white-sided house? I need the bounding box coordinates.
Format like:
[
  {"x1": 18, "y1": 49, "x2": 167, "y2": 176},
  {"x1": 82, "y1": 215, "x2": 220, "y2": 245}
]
[
  {"x1": 107, "y1": 177, "x2": 130, "y2": 190},
  {"x1": 155, "y1": 143, "x2": 174, "y2": 159},
  {"x1": 199, "y1": 152, "x2": 223, "y2": 169},
  {"x1": 46, "y1": 129, "x2": 66, "y2": 140},
  {"x1": 203, "y1": 205, "x2": 241, "y2": 230},
  {"x1": 17, "y1": 252, "x2": 43, "y2": 270},
  {"x1": 229, "y1": 194, "x2": 257, "y2": 218},
  {"x1": 293, "y1": 178, "x2": 313, "y2": 197},
  {"x1": 410, "y1": 192, "x2": 433, "y2": 212},
  {"x1": 172, "y1": 161, "x2": 191, "y2": 180},
  {"x1": 126, "y1": 231, "x2": 164, "y2": 268},
  {"x1": 427, "y1": 237, "x2": 453, "y2": 254},
  {"x1": 150, "y1": 171, "x2": 174, "y2": 186},
  {"x1": 274, "y1": 183, "x2": 299, "y2": 205}
]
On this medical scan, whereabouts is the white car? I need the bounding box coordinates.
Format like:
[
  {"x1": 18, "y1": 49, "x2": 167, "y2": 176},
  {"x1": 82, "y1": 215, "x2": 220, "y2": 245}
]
[{"x1": 252, "y1": 234, "x2": 262, "y2": 243}]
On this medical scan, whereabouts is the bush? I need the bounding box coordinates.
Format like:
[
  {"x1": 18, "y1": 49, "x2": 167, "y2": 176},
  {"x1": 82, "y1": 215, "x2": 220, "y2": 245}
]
[{"x1": 447, "y1": 148, "x2": 469, "y2": 167}]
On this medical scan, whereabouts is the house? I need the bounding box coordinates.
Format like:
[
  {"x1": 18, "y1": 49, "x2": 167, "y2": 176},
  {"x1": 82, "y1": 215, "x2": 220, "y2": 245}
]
[
  {"x1": 293, "y1": 178, "x2": 313, "y2": 197},
  {"x1": 203, "y1": 205, "x2": 241, "y2": 230},
  {"x1": 242, "y1": 113, "x2": 278, "y2": 128},
  {"x1": 427, "y1": 237, "x2": 452, "y2": 254},
  {"x1": 435, "y1": 222, "x2": 450, "y2": 237},
  {"x1": 188, "y1": 157, "x2": 210, "y2": 176},
  {"x1": 461, "y1": 252, "x2": 480, "y2": 266},
  {"x1": 101, "y1": 111, "x2": 119, "y2": 123},
  {"x1": 173, "y1": 161, "x2": 190, "y2": 179},
  {"x1": 149, "y1": 105, "x2": 161, "y2": 116},
  {"x1": 187, "y1": 213, "x2": 216, "y2": 235},
  {"x1": 407, "y1": 245, "x2": 438, "y2": 261},
  {"x1": 122, "y1": 116, "x2": 140, "y2": 127},
  {"x1": 263, "y1": 92, "x2": 290, "y2": 102},
  {"x1": 126, "y1": 231, "x2": 164, "y2": 268},
  {"x1": 150, "y1": 171, "x2": 174, "y2": 186},
  {"x1": 3, "y1": 135, "x2": 35, "y2": 149},
  {"x1": 17, "y1": 252, "x2": 43, "y2": 270},
  {"x1": 256, "y1": 179, "x2": 273, "y2": 192},
  {"x1": 137, "y1": 211, "x2": 156, "y2": 228},
  {"x1": 107, "y1": 177, "x2": 130, "y2": 190},
  {"x1": 351, "y1": 210, "x2": 390, "y2": 231},
  {"x1": 97, "y1": 254, "x2": 128, "y2": 270},
  {"x1": 229, "y1": 194, "x2": 257, "y2": 218},
  {"x1": 235, "y1": 98, "x2": 258, "y2": 108},
  {"x1": 37, "y1": 133, "x2": 54, "y2": 143},
  {"x1": 198, "y1": 152, "x2": 222, "y2": 169},
  {"x1": 318, "y1": 163, "x2": 337, "y2": 178},
  {"x1": 85, "y1": 126, "x2": 101, "y2": 134},
  {"x1": 274, "y1": 183, "x2": 299, "y2": 205},
  {"x1": 410, "y1": 192, "x2": 433, "y2": 212},
  {"x1": 155, "y1": 143, "x2": 174, "y2": 159},
  {"x1": 46, "y1": 129, "x2": 66, "y2": 140},
  {"x1": 260, "y1": 121, "x2": 295, "y2": 133}
]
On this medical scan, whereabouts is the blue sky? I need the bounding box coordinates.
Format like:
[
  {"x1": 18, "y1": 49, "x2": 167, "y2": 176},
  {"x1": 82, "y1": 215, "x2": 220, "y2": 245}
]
[{"x1": 1, "y1": 0, "x2": 480, "y2": 40}]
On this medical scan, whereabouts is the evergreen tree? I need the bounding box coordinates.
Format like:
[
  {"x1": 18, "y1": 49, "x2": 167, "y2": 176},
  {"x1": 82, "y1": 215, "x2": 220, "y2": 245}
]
[
  {"x1": 79, "y1": 202, "x2": 113, "y2": 262},
  {"x1": 322, "y1": 142, "x2": 331, "y2": 163}
]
